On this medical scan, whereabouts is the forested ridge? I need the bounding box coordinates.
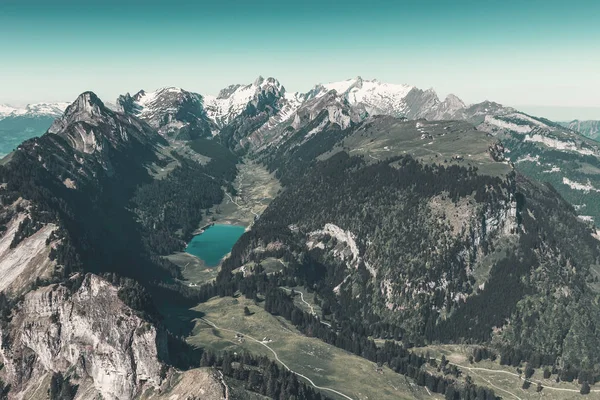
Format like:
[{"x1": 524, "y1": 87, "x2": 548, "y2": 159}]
[
  {"x1": 222, "y1": 151, "x2": 518, "y2": 340},
  {"x1": 215, "y1": 136, "x2": 600, "y2": 385}
]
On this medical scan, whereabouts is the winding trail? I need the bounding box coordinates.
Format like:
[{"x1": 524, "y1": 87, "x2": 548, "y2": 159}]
[
  {"x1": 468, "y1": 370, "x2": 523, "y2": 400},
  {"x1": 281, "y1": 287, "x2": 331, "y2": 328},
  {"x1": 225, "y1": 190, "x2": 259, "y2": 218},
  {"x1": 439, "y1": 358, "x2": 600, "y2": 395},
  {"x1": 181, "y1": 262, "x2": 190, "y2": 274},
  {"x1": 199, "y1": 317, "x2": 355, "y2": 400},
  {"x1": 281, "y1": 288, "x2": 315, "y2": 314},
  {"x1": 217, "y1": 370, "x2": 230, "y2": 400}
]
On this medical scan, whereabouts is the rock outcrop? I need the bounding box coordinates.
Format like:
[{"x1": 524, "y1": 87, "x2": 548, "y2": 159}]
[{"x1": 0, "y1": 274, "x2": 167, "y2": 400}]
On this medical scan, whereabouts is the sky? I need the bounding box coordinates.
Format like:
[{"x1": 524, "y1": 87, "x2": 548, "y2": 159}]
[{"x1": 1, "y1": 0, "x2": 599, "y2": 120}]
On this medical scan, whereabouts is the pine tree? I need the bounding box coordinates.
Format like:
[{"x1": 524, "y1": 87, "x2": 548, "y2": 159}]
[
  {"x1": 248, "y1": 369, "x2": 260, "y2": 390},
  {"x1": 222, "y1": 352, "x2": 233, "y2": 376},
  {"x1": 474, "y1": 348, "x2": 482, "y2": 362},
  {"x1": 581, "y1": 382, "x2": 591, "y2": 395},
  {"x1": 524, "y1": 363, "x2": 534, "y2": 379},
  {"x1": 536, "y1": 383, "x2": 543, "y2": 392},
  {"x1": 543, "y1": 367, "x2": 551, "y2": 379},
  {"x1": 445, "y1": 385, "x2": 456, "y2": 400}
]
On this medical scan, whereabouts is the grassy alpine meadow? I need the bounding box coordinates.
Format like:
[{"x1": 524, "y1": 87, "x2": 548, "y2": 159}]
[
  {"x1": 187, "y1": 295, "x2": 439, "y2": 400},
  {"x1": 415, "y1": 344, "x2": 598, "y2": 400}
]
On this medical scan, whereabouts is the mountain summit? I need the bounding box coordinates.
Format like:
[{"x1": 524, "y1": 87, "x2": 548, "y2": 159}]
[
  {"x1": 203, "y1": 76, "x2": 287, "y2": 128},
  {"x1": 48, "y1": 91, "x2": 159, "y2": 156}
]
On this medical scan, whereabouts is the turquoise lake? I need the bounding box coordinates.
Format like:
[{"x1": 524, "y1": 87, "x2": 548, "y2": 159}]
[{"x1": 185, "y1": 224, "x2": 245, "y2": 267}]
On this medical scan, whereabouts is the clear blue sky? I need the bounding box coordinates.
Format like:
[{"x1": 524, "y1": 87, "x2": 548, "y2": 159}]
[{"x1": 1, "y1": 0, "x2": 599, "y2": 119}]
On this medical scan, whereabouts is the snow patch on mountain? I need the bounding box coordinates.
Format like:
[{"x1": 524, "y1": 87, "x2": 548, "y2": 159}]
[
  {"x1": 0, "y1": 104, "x2": 17, "y2": 117},
  {"x1": 561, "y1": 119, "x2": 600, "y2": 140},
  {"x1": 251, "y1": 91, "x2": 305, "y2": 135},
  {"x1": 347, "y1": 79, "x2": 413, "y2": 107},
  {"x1": 319, "y1": 77, "x2": 413, "y2": 103},
  {"x1": 304, "y1": 119, "x2": 328, "y2": 139},
  {"x1": 514, "y1": 154, "x2": 540, "y2": 165},
  {"x1": 485, "y1": 115, "x2": 533, "y2": 133},
  {"x1": 524, "y1": 134, "x2": 596, "y2": 156},
  {"x1": 563, "y1": 177, "x2": 600, "y2": 193},
  {"x1": 542, "y1": 166, "x2": 561, "y2": 173},
  {"x1": 118, "y1": 87, "x2": 215, "y2": 138},
  {"x1": 509, "y1": 113, "x2": 551, "y2": 129},
  {"x1": 132, "y1": 87, "x2": 185, "y2": 117},
  {"x1": 322, "y1": 78, "x2": 359, "y2": 94}
]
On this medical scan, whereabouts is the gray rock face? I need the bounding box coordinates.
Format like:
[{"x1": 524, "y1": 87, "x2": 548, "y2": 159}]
[
  {"x1": 451, "y1": 100, "x2": 515, "y2": 124},
  {"x1": 424, "y1": 94, "x2": 467, "y2": 120},
  {"x1": 0, "y1": 274, "x2": 167, "y2": 400},
  {"x1": 400, "y1": 87, "x2": 441, "y2": 119},
  {"x1": 241, "y1": 90, "x2": 362, "y2": 152},
  {"x1": 0, "y1": 203, "x2": 57, "y2": 295},
  {"x1": 560, "y1": 119, "x2": 600, "y2": 140}
]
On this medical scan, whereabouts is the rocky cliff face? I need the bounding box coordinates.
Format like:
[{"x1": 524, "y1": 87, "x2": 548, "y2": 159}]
[
  {"x1": 0, "y1": 199, "x2": 58, "y2": 295},
  {"x1": 241, "y1": 90, "x2": 361, "y2": 152},
  {"x1": 0, "y1": 274, "x2": 167, "y2": 400}
]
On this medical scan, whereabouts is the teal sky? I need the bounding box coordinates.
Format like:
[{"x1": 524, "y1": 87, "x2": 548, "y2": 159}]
[{"x1": 1, "y1": 0, "x2": 599, "y2": 119}]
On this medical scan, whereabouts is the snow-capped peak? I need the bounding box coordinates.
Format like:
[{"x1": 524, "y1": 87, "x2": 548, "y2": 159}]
[
  {"x1": 134, "y1": 87, "x2": 185, "y2": 111},
  {"x1": 312, "y1": 77, "x2": 413, "y2": 98},
  {"x1": 305, "y1": 77, "x2": 416, "y2": 117},
  {"x1": 203, "y1": 76, "x2": 287, "y2": 127},
  {"x1": 0, "y1": 102, "x2": 70, "y2": 119},
  {"x1": 321, "y1": 76, "x2": 364, "y2": 94},
  {"x1": 0, "y1": 104, "x2": 19, "y2": 118}
]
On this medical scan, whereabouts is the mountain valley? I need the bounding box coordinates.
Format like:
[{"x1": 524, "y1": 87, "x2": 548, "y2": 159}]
[{"x1": 1, "y1": 76, "x2": 600, "y2": 400}]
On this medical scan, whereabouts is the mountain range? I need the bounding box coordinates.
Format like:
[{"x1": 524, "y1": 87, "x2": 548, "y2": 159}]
[
  {"x1": 115, "y1": 76, "x2": 469, "y2": 143},
  {"x1": 0, "y1": 102, "x2": 70, "y2": 119},
  {"x1": 1, "y1": 77, "x2": 600, "y2": 399},
  {"x1": 0, "y1": 102, "x2": 70, "y2": 158},
  {"x1": 111, "y1": 76, "x2": 600, "y2": 226}
]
